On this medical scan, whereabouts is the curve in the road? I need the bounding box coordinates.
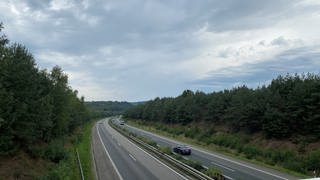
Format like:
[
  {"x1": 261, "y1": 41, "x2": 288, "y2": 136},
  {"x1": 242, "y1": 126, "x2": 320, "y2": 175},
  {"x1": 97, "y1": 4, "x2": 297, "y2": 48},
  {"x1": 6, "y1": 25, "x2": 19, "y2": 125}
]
[{"x1": 95, "y1": 118, "x2": 189, "y2": 180}]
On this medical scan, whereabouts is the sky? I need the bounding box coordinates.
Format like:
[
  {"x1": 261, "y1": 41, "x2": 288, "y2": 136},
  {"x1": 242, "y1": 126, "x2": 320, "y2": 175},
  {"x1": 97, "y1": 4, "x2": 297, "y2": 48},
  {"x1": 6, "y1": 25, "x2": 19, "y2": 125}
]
[{"x1": 0, "y1": 0, "x2": 320, "y2": 101}]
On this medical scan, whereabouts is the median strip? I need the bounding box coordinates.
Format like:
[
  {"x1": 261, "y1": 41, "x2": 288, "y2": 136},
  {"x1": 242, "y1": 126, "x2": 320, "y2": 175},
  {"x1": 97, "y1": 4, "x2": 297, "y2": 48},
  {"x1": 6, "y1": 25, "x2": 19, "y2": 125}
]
[{"x1": 109, "y1": 119, "x2": 221, "y2": 180}]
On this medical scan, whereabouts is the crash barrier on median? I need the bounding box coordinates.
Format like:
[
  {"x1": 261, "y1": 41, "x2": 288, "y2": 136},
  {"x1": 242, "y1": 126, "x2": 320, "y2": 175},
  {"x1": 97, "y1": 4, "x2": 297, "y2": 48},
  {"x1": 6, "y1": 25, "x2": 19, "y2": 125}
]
[{"x1": 109, "y1": 120, "x2": 216, "y2": 180}]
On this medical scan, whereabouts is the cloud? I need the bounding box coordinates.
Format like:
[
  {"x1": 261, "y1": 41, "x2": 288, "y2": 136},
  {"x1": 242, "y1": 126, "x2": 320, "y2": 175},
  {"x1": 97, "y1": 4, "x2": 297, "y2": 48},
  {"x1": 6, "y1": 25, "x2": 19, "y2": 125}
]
[
  {"x1": 0, "y1": 0, "x2": 319, "y2": 101},
  {"x1": 191, "y1": 46, "x2": 320, "y2": 92}
]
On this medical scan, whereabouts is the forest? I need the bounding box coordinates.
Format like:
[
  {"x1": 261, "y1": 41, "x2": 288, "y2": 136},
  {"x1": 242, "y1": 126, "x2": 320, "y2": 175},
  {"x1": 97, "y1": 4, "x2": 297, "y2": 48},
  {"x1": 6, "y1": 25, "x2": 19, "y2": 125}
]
[
  {"x1": 125, "y1": 73, "x2": 320, "y2": 139},
  {"x1": 85, "y1": 101, "x2": 133, "y2": 117},
  {"x1": 124, "y1": 73, "x2": 320, "y2": 175},
  {"x1": 0, "y1": 23, "x2": 91, "y2": 158},
  {"x1": 125, "y1": 73, "x2": 320, "y2": 174},
  {"x1": 0, "y1": 23, "x2": 96, "y2": 179}
]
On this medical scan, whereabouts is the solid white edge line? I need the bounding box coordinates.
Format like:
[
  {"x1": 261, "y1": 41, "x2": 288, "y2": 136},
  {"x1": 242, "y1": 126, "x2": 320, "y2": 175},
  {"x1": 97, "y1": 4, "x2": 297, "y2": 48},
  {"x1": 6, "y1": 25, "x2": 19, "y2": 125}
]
[
  {"x1": 207, "y1": 153, "x2": 288, "y2": 180},
  {"x1": 129, "y1": 153, "x2": 137, "y2": 161},
  {"x1": 96, "y1": 123, "x2": 124, "y2": 180},
  {"x1": 106, "y1": 120, "x2": 189, "y2": 180},
  {"x1": 223, "y1": 174, "x2": 235, "y2": 180},
  {"x1": 126, "y1": 124, "x2": 289, "y2": 180},
  {"x1": 211, "y1": 161, "x2": 235, "y2": 172}
]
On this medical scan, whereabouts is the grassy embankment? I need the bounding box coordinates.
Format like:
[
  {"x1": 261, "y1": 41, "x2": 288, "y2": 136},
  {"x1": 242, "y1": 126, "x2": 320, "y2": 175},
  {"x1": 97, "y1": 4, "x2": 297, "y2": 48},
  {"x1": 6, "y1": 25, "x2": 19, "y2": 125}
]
[
  {"x1": 75, "y1": 120, "x2": 95, "y2": 180},
  {"x1": 37, "y1": 120, "x2": 95, "y2": 180},
  {"x1": 0, "y1": 120, "x2": 96, "y2": 180},
  {"x1": 39, "y1": 120, "x2": 95, "y2": 180},
  {"x1": 126, "y1": 119, "x2": 312, "y2": 178}
]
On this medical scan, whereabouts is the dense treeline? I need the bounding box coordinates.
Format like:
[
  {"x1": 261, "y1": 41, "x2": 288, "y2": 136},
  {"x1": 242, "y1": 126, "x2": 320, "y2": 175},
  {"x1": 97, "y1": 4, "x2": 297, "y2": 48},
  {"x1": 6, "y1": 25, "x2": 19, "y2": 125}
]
[
  {"x1": 85, "y1": 101, "x2": 133, "y2": 117},
  {"x1": 0, "y1": 24, "x2": 90, "y2": 155},
  {"x1": 125, "y1": 73, "x2": 320, "y2": 140}
]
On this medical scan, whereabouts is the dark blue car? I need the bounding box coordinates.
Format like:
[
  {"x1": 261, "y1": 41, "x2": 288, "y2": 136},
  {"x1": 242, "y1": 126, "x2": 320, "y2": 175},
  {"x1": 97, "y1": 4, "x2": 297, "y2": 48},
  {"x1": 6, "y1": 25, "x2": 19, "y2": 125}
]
[{"x1": 173, "y1": 145, "x2": 191, "y2": 155}]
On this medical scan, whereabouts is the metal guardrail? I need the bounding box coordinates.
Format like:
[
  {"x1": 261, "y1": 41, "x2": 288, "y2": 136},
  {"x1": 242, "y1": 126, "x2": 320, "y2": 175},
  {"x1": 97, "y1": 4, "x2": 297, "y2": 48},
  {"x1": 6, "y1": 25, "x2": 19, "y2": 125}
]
[
  {"x1": 76, "y1": 148, "x2": 85, "y2": 180},
  {"x1": 109, "y1": 121, "x2": 215, "y2": 180}
]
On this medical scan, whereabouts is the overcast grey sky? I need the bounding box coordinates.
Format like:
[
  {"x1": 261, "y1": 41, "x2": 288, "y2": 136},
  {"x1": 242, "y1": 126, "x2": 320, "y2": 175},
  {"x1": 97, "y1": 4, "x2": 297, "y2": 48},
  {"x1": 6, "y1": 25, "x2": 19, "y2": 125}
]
[{"x1": 1, "y1": 0, "x2": 320, "y2": 101}]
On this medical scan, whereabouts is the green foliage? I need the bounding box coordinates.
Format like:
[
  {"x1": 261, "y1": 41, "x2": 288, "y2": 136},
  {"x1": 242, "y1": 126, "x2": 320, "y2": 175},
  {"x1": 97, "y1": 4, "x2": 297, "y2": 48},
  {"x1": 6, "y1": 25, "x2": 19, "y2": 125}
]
[
  {"x1": 76, "y1": 121, "x2": 95, "y2": 180},
  {"x1": 85, "y1": 101, "x2": 133, "y2": 117},
  {"x1": 306, "y1": 150, "x2": 320, "y2": 171},
  {"x1": 160, "y1": 146, "x2": 172, "y2": 155},
  {"x1": 181, "y1": 158, "x2": 204, "y2": 171},
  {"x1": 37, "y1": 155, "x2": 78, "y2": 180},
  {"x1": 0, "y1": 24, "x2": 92, "y2": 155},
  {"x1": 205, "y1": 167, "x2": 223, "y2": 180},
  {"x1": 125, "y1": 73, "x2": 320, "y2": 140},
  {"x1": 44, "y1": 140, "x2": 68, "y2": 163}
]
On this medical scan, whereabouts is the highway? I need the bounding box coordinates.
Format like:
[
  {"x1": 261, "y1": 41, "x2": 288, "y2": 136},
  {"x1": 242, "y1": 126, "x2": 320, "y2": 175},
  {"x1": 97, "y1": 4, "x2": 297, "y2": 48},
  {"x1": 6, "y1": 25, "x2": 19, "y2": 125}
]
[
  {"x1": 113, "y1": 118, "x2": 299, "y2": 180},
  {"x1": 95, "y1": 118, "x2": 188, "y2": 180}
]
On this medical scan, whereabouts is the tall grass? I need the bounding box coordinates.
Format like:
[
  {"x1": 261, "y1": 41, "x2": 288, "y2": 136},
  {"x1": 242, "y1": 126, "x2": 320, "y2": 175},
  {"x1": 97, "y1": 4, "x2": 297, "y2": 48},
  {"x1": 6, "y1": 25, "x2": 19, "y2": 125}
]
[{"x1": 37, "y1": 121, "x2": 95, "y2": 180}]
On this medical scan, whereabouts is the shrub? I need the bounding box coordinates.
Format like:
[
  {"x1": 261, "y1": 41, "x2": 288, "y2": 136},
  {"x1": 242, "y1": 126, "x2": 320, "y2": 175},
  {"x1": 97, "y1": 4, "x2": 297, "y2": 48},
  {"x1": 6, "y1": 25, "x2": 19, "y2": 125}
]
[
  {"x1": 182, "y1": 159, "x2": 204, "y2": 171},
  {"x1": 305, "y1": 150, "x2": 320, "y2": 171},
  {"x1": 44, "y1": 140, "x2": 68, "y2": 163},
  {"x1": 160, "y1": 146, "x2": 172, "y2": 155},
  {"x1": 205, "y1": 167, "x2": 224, "y2": 180},
  {"x1": 242, "y1": 145, "x2": 261, "y2": 159}
]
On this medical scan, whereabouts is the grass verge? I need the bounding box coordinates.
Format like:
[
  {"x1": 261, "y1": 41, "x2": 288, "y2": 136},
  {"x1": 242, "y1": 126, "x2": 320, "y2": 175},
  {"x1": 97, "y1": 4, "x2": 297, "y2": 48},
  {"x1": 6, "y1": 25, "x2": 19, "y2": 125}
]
[
  {"x1": 38, "y1": 120, "x2": 95, "y2": 180},
  {"x1": 76, "y1": 120, "x2": 95, "y2": 180}
]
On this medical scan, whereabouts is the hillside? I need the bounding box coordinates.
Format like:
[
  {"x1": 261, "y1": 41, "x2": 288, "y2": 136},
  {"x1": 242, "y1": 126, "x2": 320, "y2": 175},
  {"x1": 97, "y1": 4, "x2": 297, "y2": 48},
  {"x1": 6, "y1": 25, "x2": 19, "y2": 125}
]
[
  {"x1": 85, "y1": 101, "x2": 133, "y2": 117},
  {"x1": 0, "y1": 23, "x2": 94, "y2": 179}
]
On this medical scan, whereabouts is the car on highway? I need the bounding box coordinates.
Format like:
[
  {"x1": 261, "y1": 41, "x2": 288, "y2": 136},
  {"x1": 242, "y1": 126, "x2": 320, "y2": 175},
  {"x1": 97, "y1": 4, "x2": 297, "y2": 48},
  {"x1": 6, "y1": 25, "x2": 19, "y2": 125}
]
[
  {"x1": 119, "y1": 120, "x2": 125, "y2": 125},
  {"x1": 173, "y1": 145, "x2": 191, "y2": 155}
]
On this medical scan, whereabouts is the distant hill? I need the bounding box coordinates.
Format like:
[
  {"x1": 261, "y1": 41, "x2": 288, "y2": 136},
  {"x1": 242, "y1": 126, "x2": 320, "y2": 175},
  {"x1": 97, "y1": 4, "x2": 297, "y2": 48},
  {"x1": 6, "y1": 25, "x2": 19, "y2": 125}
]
[
  {"x1": 130, "y1": 101, "x2": 146, "y2": 106},
  {"x1": 85, "y1": 101, "x2": 134, "y2": 117}
]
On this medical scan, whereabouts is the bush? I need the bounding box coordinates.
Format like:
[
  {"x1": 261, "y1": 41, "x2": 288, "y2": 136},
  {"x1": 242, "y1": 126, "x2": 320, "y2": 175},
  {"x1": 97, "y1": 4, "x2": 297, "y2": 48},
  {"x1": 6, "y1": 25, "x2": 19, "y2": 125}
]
[
  {"x1": 27, "y1": 144, "x2": 45, "y2": 159},
  {"x1": 205, "y1": 167, "x2": 224, "y2": 180},
  {"x1": 242, "y1": 145, "x2": 261, "y2": 159},
  {"x1": 37, "y1": 159, "x2": 75, "y2": 180},
  {"x1": 182, "y1": 159, "x2": 204, "y2": 171},
  {"x1": 44, "y1": 140, "x2": 68, "y2": 163},
  {"x1": 160, "y1": 146, "x2": 172, "y2": 155},
  {"x1": 305, "y1": 150, "x2": 320, "y2": 171},
  {"x1": 211, "y1": 133, "x2": 243, "y2": 149}
]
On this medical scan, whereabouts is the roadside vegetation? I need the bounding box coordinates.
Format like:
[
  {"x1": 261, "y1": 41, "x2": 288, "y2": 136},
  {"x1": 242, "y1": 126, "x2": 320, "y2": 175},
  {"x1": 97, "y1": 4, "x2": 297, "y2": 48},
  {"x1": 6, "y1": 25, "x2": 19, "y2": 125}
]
[
  {"x1": 85, "y1": 101, "x2": 133, "y2": 117},
  {"x1": 124, "y1": 73, "x2": 320, "y2": 177},
  {"x1": 0, "y1": 23, "x2": 99, "y2": 179}
]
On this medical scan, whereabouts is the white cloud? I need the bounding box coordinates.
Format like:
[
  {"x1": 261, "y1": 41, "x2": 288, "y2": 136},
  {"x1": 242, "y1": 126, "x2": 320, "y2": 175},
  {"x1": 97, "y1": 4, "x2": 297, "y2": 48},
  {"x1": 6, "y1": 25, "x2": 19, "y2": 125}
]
[
  {"x1": 65, "y1": 70, "x2": 116, "y2": 101},
  {"x1": 36, "y1": 51, "x2": 87, "y2": 67},
  {"x1": 0, "y1": 0, "x2": 319, "y2": 101}
]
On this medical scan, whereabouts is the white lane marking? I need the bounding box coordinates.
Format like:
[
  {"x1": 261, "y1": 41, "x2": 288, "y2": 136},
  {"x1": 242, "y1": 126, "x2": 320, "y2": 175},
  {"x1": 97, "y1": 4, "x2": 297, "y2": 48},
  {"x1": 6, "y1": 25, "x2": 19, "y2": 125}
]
[
  {"x1": 126, "y1": 124, "x2": 289, "y2": 180},
  {"x1": 207, "y1": 153, "x2": 288, "y2": 180},
  {"x1": 211, "y1": 161, "x2": 235, "y2": 172},
  {"x1": 129, "y1": 153, "x2": 136, "y2": 161},
  {"x1": 108, "y1": 121, "x2": 188, "y2": 180},
  {"x1": 96, "y1": 124, "x2": 124, "y2": 180},
  {"x1": 223, "y1": 174, "x2": 235, "y2": 180}
]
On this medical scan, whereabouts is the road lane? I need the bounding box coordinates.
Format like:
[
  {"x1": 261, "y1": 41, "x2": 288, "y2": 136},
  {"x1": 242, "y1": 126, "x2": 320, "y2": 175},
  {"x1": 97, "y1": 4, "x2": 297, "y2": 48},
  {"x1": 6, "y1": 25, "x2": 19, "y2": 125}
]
[
  {"x1": 97, "y1": 123, "x2": 157, "y2": 180},
  {"x1": 96, "y1": 118, "x2": 188, "y2": 180},
  {"x1": 116, "y1": 118, "x2": 299, "y2": 180}
]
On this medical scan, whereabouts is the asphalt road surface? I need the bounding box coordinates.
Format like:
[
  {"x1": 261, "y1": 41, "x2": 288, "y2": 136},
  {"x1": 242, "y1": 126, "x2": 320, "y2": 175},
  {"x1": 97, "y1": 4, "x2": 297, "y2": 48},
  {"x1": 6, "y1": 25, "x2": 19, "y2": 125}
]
[
  {"x1": 113, "y1": 117, "x2": 299, "y2": 180},
  {"x1": 95, "y1": 118, "x2": 188, "y2": 180}
]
